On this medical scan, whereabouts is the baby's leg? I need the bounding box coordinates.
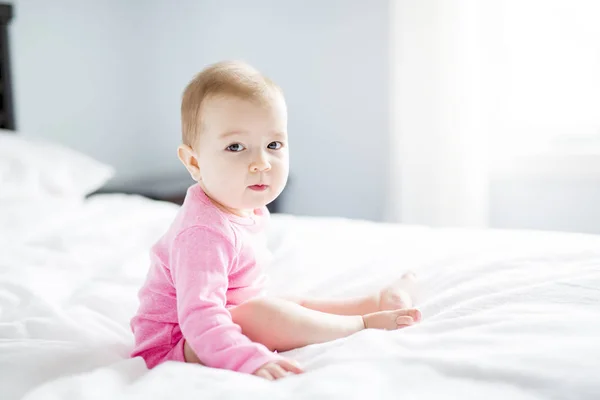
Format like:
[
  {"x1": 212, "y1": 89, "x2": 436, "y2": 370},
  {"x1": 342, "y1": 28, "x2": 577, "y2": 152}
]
[
  {"x1": 288, "y1": 272, "x2": 419, "y2": 316},
  {"x1": 230, "y1": 297, "x2": 419, "y2": 352},
  {"x1": 285, "y1": 294, "x2": 379, "y2": 316}
]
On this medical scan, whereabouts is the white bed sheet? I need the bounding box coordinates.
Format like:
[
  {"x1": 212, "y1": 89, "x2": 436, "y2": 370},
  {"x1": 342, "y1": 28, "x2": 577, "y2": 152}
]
[{"x1": 1, "y1": 194, "x2": 599, "y2": 400}]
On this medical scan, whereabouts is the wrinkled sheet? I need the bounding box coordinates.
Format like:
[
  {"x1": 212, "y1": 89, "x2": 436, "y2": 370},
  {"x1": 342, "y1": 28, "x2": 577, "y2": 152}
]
[{"x1": 1, "y1": 194, "x2": 599, "y2": 400}]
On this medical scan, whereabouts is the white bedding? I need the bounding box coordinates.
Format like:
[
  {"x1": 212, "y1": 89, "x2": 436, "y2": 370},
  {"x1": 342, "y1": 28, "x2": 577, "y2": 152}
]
[{"x1": 1, "y1": 194, "x2": 599, "y2": 400}]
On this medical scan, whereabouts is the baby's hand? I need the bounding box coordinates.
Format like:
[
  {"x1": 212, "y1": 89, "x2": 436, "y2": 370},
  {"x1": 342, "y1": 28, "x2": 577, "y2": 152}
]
[{"x1": 253, "y1": 359, "x2": 303, "y2": 380}]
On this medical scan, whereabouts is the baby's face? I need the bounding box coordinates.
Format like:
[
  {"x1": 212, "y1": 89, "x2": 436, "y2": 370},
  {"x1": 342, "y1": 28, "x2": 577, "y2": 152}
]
[{"x1": 194, "y1": 94, "x2": 289, "y2": 215}]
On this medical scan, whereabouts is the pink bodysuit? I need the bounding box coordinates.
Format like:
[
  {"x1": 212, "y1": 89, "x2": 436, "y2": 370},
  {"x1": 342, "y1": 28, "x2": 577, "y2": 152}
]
[{"x1": 130, "y1": 184, "x2": 280, "y2": 373}]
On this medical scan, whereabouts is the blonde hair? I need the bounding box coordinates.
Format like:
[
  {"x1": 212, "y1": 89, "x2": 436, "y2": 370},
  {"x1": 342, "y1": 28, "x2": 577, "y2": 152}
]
[{"x1": 181, "y1": 60, "x2": 282, "y2": 146}]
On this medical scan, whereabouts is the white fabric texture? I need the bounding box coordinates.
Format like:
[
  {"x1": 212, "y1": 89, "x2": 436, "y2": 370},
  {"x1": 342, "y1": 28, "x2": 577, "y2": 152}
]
[
  {"x1": 1, "y1": 194, "x2": 599, "y2": 400},
  {"x1": 0, "y1": 131, "x2": 114, "y2": 200}
]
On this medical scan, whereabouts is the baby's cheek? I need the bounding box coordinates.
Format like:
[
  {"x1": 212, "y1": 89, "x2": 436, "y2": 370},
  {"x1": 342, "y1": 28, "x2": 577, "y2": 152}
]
[
  {"x1": 276, "y1": 166, "x2": 290, "y2": 186},
  {"x1": 272, "y1": 156, "x2": 289, "y2": 172},
  {"x1": 213, "y1": 161, "x2": 243, "y2": 181}
]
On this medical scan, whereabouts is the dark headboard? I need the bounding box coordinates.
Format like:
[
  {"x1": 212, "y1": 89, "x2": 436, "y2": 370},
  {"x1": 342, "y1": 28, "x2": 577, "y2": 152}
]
[{"x1": 0, "y1": 3, "x2": 14, "y2": 131}]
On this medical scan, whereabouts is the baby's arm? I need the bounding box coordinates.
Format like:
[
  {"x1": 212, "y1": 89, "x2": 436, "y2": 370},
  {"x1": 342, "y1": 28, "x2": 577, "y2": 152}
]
[{"x1": 171, "y1": 227, "x2": 282, "y2": 374}]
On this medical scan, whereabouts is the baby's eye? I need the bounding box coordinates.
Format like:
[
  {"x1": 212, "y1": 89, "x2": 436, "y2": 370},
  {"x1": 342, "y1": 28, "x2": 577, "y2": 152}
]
[
  {"x1": 267, "y1": 141, "x2": 283, "y2": 150},
  {"x1": 226, "y1": 143, "x2": 246, "y2": 152}
]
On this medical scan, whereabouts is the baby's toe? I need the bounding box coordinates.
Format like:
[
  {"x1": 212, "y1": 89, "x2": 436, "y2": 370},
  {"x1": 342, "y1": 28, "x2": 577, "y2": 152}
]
[
  {"x1": 401, "y1": 271, "x2": 417, "y2": 281},
  {"x1": 381, "y1": 289, "x2": 412, "y2": 310}
]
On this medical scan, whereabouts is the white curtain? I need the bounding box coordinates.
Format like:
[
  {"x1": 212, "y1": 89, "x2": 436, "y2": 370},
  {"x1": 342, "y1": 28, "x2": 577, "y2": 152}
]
[
  {"x1": 387, "y1": 0, "x2": 600, "y2": 228},
  {"x1": 386, "y1": 0, "x2": 494, "y2": 227}
]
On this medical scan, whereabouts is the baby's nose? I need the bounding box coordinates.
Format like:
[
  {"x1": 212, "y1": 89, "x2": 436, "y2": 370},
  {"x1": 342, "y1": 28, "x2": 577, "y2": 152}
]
[{"x1": 250, "y1": 157, "x2": 271, "y2": 172}]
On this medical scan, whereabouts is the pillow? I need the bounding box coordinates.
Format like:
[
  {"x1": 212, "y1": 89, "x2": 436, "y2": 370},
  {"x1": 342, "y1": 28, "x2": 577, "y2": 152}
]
[{"x1": 0, "y1": 131, "x2": 115, "y2": 199}]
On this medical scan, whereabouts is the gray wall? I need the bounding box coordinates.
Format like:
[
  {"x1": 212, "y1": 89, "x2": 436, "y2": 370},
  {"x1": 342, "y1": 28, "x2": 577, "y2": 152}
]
[
  {"x1": 10, "y1": 0, "x2": 146, "y2": 176},
  {"x1": 10, "y1": 0, "x2": 600, "y2": 233},
  {"x1": 10, "y1": 0, "x2": 391, "y2": 221}
]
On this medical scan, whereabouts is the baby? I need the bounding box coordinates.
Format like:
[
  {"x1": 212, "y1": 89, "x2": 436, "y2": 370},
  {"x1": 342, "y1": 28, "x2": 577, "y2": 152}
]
[{"x1": 130, "y1": 61, "x2": 421, "y2": 380}]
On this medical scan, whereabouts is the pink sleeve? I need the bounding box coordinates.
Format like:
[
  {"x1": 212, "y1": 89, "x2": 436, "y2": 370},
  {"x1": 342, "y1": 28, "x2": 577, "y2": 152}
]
[{"x1": 170, "y1": 227, "x2": 279, "y2": 374}]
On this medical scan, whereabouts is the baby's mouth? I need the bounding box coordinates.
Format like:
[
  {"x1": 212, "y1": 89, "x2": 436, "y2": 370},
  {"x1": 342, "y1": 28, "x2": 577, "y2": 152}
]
[{"x1": 248, "y1": 184, "x2": 269, "y2": 191}]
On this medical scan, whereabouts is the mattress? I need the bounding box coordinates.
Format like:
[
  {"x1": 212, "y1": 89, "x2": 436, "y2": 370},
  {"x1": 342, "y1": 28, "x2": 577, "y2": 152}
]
[{"x1": 1, "y1": 194, "x2": 599, "y2": 399}]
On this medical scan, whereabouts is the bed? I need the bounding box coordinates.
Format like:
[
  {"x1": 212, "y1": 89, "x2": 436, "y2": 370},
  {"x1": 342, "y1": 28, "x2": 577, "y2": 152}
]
[
  {"x1": 2, "y1": 183, "x2": 600, "y2": 400},
  {"x1": 2, "y1": 6, "x2": 600, "y2": 399}
]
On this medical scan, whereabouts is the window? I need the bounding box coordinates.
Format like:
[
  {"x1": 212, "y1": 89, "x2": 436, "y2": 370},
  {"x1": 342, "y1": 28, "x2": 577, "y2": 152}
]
[{"x1": 491, "y1": 0, "x2": 600, "y2": 159}]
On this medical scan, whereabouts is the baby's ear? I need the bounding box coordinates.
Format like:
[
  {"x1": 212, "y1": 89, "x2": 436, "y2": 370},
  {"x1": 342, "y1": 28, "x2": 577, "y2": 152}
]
[{"x1": 177, "y1": 144, "x2": 201, "y2": 181}]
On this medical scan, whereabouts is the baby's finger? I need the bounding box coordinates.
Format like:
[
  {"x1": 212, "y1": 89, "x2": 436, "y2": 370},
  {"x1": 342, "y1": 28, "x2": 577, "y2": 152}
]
[
  {"x1": 396, "y1": 308, "x2": 419, "y2": 316},
  {"x1": 396, "y1": 315, "x2": 415, "y2": 326},
  {"x1": 256, "y1": 369, "x2": 274, "y2": 381},
  {"x1": 267, "y1": 364, "x2": 288, "y2": 379},
  {"x1": 411, "y1": 309, "x2": 422, "y2": 322},
  {"x1": 277, "y1": 359, "x2": 304, "y2": 374}
]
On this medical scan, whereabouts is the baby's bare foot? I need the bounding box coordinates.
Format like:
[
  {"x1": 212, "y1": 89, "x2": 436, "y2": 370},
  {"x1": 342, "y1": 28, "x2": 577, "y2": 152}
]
[
  {"x1": 378, "y1": 271, "x2": 418, "y2": 311},
  {"x1": 362, "y1": 308, "x2": 421, "y2": 330}
]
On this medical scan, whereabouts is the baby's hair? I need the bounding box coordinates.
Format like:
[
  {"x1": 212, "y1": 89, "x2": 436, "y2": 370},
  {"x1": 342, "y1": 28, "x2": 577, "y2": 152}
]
[{"x1": 181, "y1": 60, "x2": 282, "y2": 147}]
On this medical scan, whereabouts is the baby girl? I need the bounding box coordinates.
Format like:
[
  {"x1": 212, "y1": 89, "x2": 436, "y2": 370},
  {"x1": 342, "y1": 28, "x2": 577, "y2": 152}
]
[{"x1": 130, "y1": 61, "x2": 421, "y2": 380}]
